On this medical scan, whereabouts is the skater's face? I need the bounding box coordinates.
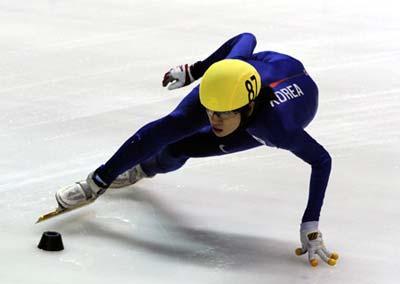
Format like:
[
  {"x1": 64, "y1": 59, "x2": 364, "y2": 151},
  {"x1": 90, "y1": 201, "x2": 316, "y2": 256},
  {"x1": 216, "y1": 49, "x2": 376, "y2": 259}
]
[{"x1": 206, "y1": 109, "x2": 242, "y2": 137}]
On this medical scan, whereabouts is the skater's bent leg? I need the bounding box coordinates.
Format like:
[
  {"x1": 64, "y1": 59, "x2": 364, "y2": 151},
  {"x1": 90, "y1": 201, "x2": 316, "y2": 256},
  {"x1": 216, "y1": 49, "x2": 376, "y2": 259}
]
[
  {"x1": 140, "y1": 146, "x2": 189, "y2": 176},
  {"x1": 141, "y1": 127, "x2": 262, "y2": 176}
]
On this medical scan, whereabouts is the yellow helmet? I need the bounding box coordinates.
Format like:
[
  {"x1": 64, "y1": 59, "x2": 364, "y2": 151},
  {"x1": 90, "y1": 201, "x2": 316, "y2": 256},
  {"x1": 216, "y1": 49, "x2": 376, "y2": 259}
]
[{"x1": 199, "y1": 59, "x2": 261, "y2": 112}]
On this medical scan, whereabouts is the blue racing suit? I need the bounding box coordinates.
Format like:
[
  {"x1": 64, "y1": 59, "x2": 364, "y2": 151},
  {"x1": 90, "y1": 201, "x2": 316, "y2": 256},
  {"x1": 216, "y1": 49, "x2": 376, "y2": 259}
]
[{"x1": 94, "y1": 33, "x2": 331, "y2": 223}]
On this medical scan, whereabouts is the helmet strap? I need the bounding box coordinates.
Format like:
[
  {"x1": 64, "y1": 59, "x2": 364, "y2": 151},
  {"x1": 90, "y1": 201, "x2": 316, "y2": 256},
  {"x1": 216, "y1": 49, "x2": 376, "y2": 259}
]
[
  {"x1": 237, "y1": 104, "x2": 253, "y2": 129},
  {"x1": 236, "y1": 87, "x2": 270, "y2": 130}
]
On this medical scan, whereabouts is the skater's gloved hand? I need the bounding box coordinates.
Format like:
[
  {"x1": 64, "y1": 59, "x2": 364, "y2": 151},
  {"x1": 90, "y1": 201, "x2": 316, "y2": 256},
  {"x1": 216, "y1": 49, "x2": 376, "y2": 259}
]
[
  {"x1": 162, "y1": 64, "x2": 195, "y2": 90},
  {"x1": 55, "y1": 171, "x2": 108, "y2": 209},
  {"x1": 295, "y1": 221, "x2": 339, "y2": 267}
]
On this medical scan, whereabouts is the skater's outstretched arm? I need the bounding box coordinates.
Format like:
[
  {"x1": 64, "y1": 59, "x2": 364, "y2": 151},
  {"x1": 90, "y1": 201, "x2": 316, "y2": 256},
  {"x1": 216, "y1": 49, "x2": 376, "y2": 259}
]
[
  {"x1": 277, "y1": 129, "x2": 332, "y2": 223},
  {"x1": 274, "y1": 129, "x2": 337, "y2": 267}
]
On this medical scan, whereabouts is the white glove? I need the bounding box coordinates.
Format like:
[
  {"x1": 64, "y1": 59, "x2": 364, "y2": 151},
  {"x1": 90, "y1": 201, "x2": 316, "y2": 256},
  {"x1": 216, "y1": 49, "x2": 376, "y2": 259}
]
[
  {"x1": 162, "y1": 64, "x2": 195, "y2": 90},
  {"x1": 295, "y1": 221, "x2": 339, "y2": 267},
  {"x1": 55, "y1": 172, "x2": 107, "y2": 209}
]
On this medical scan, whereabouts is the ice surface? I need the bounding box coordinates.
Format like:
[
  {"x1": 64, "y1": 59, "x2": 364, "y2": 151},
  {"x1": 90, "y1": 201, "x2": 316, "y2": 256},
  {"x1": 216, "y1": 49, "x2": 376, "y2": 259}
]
[{"x1": 0, "y1": 0, "x2": 399, "y2": 283}]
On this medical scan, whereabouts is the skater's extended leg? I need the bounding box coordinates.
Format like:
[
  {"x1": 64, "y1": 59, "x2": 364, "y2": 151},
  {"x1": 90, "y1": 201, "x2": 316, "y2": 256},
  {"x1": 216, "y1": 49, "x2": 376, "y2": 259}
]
[
  {"x1": 94, "y1": 87, "x2": 209, "y2": 186},
  {"x1": 56, "y1": 87, "x2": 208, "y2": 206},
  {"x1": 110, "y1": 126, "x2": 263, "y2": 187}
]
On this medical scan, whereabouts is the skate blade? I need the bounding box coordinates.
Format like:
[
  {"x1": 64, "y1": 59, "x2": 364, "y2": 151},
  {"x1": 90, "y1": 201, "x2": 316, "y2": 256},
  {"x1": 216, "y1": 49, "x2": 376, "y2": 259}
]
[{"x1": 36, "y1": 199, "x2": 95, "y2": 224}]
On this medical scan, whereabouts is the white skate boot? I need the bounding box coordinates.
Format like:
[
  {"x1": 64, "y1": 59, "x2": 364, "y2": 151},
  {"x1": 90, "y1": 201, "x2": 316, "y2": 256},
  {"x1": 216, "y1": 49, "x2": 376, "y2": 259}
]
[
  {"x1": 56, "y1": 172, "x2": 107, "y2": 209},
  {"x1": 109, "y1": 164, "x2": 149, "y2": 188}
]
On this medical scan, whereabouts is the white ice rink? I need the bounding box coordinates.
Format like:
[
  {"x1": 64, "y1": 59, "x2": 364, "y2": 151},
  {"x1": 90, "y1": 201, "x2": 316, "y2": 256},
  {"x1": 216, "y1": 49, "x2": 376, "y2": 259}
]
[{"x1": 1, "y1": 0, "x2": 400, "y2": 283}]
